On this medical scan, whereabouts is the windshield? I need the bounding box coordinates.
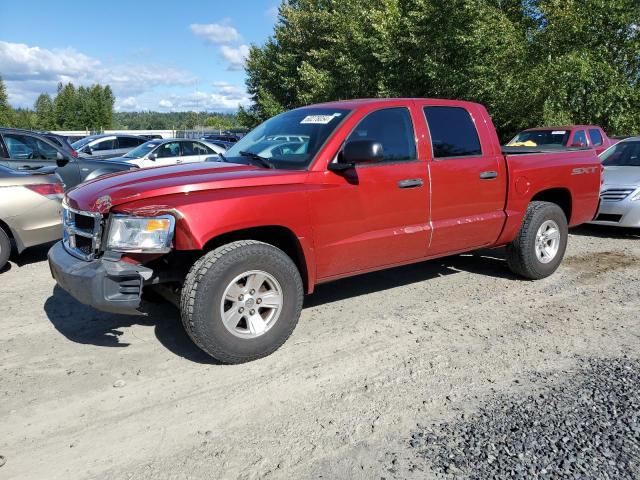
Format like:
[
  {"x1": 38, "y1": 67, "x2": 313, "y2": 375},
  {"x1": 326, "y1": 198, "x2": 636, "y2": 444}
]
[
  {"x1": 601, "y1": 140, "x2": 640, "y2": 167},
  {"x1": 71, "y1": 136, "x2": 99, "y2": 149},
  {"x1": 508, "y1": 130, "x2": 570, "y2": 147},
  {"x1": 124, "y1": 141, "x2": 160, "y2": 159},
  {"x1": 224, "y1": 107, "x2": 351, "y2": 169}
]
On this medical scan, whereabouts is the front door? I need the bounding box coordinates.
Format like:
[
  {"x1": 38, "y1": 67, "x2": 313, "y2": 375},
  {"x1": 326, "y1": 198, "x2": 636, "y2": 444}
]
[
  {"x1": 309, "y1": 106, "x2": 430, "y2": 280},
  {"x1": 421, "y1": 105, "x2": 507, "y2": 255}
]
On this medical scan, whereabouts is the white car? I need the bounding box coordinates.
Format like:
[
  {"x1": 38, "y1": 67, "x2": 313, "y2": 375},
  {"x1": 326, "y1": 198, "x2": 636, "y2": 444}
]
[{"x1": 109, "y1": 139, "x2": 225, "y2": 168}]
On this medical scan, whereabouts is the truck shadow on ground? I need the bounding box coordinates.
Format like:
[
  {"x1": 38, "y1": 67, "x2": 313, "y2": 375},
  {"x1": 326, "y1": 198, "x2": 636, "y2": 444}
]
[{"x1": 44, "y1": 249, "x2": 515, "y2": 363}]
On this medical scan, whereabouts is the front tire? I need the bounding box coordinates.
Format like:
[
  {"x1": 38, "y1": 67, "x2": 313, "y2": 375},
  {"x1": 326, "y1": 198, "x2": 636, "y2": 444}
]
[
  {"x1": 180, "y1": 240, "x2": 303, "y2": 363},
  {"x1": 506, "y1": 201, "x2": 568, "y2": 280},
  {"x1": 0, "y1": 227, "x2": 11, "y2": 272}
]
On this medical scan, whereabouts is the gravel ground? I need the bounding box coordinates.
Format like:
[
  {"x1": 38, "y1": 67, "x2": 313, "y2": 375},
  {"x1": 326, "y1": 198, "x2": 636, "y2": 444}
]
[
  {"x1": 0, "y1": 225, "x2": 639, "y2": 479},
  {"x1": 409, "y1": 357, "x2": 640, "y2": 479}
]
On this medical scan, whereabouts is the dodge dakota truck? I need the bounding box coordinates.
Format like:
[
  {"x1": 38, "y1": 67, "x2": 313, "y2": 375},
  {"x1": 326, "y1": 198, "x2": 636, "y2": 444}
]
[{"x1": 48, "y1": 98, "x2": 601, "y2": 363}]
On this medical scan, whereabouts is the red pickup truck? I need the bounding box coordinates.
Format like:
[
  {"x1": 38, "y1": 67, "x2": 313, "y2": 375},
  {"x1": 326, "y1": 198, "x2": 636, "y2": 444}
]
[
  {"x1": 508, "y1": 125, "x2": 615, "y2": 155},
  {"x1": 48, "y1": 98, "x2": 601, "y2": 363}
]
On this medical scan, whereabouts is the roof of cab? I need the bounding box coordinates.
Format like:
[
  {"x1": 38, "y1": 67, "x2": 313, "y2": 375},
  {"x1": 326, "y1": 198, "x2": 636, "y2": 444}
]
[{"x1": 302, "y1": 98, "x2": 485, "y2": 110}]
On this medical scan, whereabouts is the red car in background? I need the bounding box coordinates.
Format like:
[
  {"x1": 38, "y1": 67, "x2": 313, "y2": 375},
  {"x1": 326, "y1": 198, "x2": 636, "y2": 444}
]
[{"x1": 508, "y1": 125, "x2": 615, "y2": 155}]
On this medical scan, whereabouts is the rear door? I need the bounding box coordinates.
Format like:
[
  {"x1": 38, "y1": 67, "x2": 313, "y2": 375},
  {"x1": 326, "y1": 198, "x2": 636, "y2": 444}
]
[
  {"x1": 179, "y1": 141, "x2": 208, "y2": 164},
  {"x1": 310, "y1": 105, "x2": 430, "y2": 279},
  {"x1": 421, "y1": 104, "x2": 507, "y2": 255}
]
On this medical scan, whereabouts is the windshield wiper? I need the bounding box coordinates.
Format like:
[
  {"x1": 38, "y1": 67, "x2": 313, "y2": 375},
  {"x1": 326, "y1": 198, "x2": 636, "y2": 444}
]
[{"x1": 239, "y1": 151, "x2": 276, "y2": 169}]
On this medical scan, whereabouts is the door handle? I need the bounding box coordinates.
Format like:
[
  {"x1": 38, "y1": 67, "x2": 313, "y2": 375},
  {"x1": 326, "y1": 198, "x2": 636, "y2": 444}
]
[
  {"x1": 397, "y1": 178, "x2": 424, "y2": 189},
  {"x1": 479, "y1": 170, "x2": 498, "y2": 180}
]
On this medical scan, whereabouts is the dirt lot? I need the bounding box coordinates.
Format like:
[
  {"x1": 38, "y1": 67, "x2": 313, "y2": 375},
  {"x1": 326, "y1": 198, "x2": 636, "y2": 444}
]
[{"x1": 1, "y1": 225, "x2": 639, "y2": 480}]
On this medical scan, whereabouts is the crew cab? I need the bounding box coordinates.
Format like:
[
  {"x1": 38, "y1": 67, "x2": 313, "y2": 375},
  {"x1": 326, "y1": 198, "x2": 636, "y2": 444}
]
[
  {"x1": 508, "y1": 125, "x2": 615, "y2": 155},
  {"x1": 48, "y1": 99, "x2": 601, "y2": 363}
]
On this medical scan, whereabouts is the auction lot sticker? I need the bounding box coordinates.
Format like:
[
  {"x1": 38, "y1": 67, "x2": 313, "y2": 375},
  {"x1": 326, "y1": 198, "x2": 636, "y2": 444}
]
[{"x1": 300, "y1": 114, "x2": 341, "y2": 124}]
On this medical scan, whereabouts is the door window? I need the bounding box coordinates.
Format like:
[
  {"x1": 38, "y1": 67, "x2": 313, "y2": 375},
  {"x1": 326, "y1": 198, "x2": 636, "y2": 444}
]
[
  {"x1": 156, "y1": 142, "x2": 181, "y2": 158},
  {"x1": 588, "y1": 129, "x2": 603, "y2": 147},
  {"x1": 118, "y1": 136, "x2": 145, "y2": 148},
  {"x1": 181, "y1": 141, "x2": 212, "y2": 156},
  {"x1": 572, "y1": 130, "x2": 587, "y2": 147},
  {"x1": 3, "y1": 134, "x2": 59, "y2": 160},
  {"x1": 92, "y1": 138, "x2": 116, "y2": 151},
  {"x1": 423, "y1": 106, "x2": 482, "y2": 159},
  {"x1": 346, "y1": 107, "x2": 416, "y2": 163}
]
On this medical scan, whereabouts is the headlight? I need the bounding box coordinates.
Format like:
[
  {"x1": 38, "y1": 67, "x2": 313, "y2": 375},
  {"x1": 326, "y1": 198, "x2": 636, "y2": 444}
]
[
  {"x1": 106, "y1": 215, "x2": 175, "y2": 252},
  {"x1": 631, "y1": 189, "x2": 640, "y2": 201}
]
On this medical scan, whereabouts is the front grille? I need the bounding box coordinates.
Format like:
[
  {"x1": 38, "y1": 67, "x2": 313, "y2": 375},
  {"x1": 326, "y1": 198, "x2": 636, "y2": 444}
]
[
  {"x1": 600, "y1": 188, "x2": 635, "y2": 202},
  {"x1": 595, "y1": 213, "x2": 623, "y2": 223},
  {"x1": 62, "y1": 204, "x2": 104, "y2": 260}
]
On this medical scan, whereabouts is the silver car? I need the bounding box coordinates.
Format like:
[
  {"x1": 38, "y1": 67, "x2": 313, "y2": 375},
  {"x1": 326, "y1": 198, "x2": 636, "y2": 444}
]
[
  {"x1": 71, "y1": 134, "x2": 148, "y2": 160},
  {"x1": 0, "y1": 165, "x2": 64, "y2": 271},
  {"x1": 591, "y1": 137, "x2": 640, "y2": 228}
]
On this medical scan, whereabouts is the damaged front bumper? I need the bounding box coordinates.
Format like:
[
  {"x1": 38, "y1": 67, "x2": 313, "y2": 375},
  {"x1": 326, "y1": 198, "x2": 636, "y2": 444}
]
[{"x1": 48, "y1": 241, "x2": 153, "y2": 315}]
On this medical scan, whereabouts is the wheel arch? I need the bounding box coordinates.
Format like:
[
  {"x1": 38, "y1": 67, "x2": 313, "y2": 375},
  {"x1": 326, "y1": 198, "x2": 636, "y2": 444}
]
[
  {"x1": 201, "y1": 225, "x2": 314, "y2": 294},
  {"x1": 530, "y1": 188, "x2": 573, "y2": 223}
]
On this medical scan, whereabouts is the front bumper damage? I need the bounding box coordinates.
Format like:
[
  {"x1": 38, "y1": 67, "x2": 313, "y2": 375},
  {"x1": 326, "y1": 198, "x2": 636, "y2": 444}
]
[{"x1": 48, "y1": 241, "x2": 153, "y2": 315}]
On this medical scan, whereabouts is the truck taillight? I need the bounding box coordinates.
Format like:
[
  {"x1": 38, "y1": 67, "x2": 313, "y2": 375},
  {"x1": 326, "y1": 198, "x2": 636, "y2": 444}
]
[
  {"x1": 25, "y1": 183, "x2": 64, "y2": 199},
  {"x1": 601, "y1": 165, "x2": 605, "y2": 185}
]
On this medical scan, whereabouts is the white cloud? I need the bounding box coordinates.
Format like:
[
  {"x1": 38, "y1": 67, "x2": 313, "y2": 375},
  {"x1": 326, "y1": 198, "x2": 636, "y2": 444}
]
[
  {"x1": 189, "y1": 22, "x2": 241, "y2": 44},
  {"x1": 219, "y1": 45, "x2": 250, "y2": 71},
  {"x1": 0, "y1": 41, "x2": 196, "y2": 108},
  {"x1": 158, "y1": 99, "x2": 173, "y2": 109},
  {"x1": 212, "y1": 81, "x2": 245, "y2": 95},
  {"x1": 117, "y1": 96, "x2": 139, "y2": 111}
]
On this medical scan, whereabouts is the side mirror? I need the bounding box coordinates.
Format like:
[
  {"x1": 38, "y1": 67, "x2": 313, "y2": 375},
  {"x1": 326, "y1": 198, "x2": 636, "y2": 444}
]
[
  {"x1": 328, "y1": 140, "x2": 384, "y2": 172},
  {"x1": 56, "y1": 151, "x2": 70, "y2": 167},
  {"x1": 148, "y1": 153, "x2": 157, "y2": 161},
  {"x1": 83, "y1": 145, "x2": 93, "y2": 155}
]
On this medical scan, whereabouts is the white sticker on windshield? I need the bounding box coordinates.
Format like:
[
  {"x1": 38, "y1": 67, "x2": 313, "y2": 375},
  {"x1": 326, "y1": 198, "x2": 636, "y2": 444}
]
[
  {"x1": 552, "y1": 130, "x2": 567, "y2": 135},
  {"x1": 300, "y1": 114, "x2": 340, "y2": 124}
]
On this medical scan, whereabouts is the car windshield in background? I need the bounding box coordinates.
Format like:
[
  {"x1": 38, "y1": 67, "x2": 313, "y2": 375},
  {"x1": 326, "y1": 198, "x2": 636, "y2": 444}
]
[
  {"x1": 224, "y1": 108, "x2": 351, "y2": 169},
  {"x1": 124, "y1": 142, "x2": 160, "y2": 159},
  {"x1": 601, "y1": 141, "x2": 640, "y2": 167},
  {"x1": 508, "y1": 130, "x2": 570, "y2": 147}
]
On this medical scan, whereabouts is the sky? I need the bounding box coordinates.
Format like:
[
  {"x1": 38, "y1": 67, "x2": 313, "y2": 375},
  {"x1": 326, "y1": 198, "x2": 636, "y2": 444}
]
[{"x1": 0, "y1": 0, "x2": 279, "y2": 112}]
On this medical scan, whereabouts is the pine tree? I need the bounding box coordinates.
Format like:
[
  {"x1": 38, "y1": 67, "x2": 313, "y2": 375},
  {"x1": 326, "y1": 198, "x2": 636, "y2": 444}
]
[{"x1": 0, "y1": 75, "x2": 12, "y2": 126}]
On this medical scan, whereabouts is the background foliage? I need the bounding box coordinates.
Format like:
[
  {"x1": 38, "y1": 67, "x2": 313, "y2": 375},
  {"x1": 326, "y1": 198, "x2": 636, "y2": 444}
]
[{"x1": 241, "y1": 0, "x2": 640, "y2": 139}]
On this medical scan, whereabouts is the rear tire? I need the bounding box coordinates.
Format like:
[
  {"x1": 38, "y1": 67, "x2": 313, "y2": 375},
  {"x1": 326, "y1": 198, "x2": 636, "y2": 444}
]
[
  {"x1": 0, "y1": 227, "x2": 11, "y2": 271},
  {"x1": 506, "y1": 201, "x2": 568, "y2": 279},
  {"x1": 180, "y1": 240, "x2": 303, "y2": 364}
]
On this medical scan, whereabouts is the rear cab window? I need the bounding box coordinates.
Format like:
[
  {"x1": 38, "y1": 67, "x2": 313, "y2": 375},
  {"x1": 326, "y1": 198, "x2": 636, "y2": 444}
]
[{"x1": 423, "y1": 106, "x2": 482, "y2": 158}]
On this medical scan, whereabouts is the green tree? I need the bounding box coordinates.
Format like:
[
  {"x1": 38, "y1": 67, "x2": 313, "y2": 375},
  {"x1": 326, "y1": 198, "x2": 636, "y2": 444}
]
[
  {"x1": 0, "y1": 75, "x2": 12, "y2": 126},
  {"x1": 53, "y1": 83, "x2": 79, "y2": 129},
  {"x1": 34, "y1": 93, "x2": 55, "y2": 129},
  {"x1": 243, "y1": 0, "x2": 640, "y2": 138}
]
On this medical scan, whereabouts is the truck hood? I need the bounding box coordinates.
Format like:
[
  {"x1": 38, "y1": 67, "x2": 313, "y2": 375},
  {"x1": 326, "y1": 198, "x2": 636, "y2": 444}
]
[
  {"x1": 603, "y1": 166, "x2": 640, "y2": 188},
  {"x1": 65, "y1": 161, "x2": 307, "y2": 213}
]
